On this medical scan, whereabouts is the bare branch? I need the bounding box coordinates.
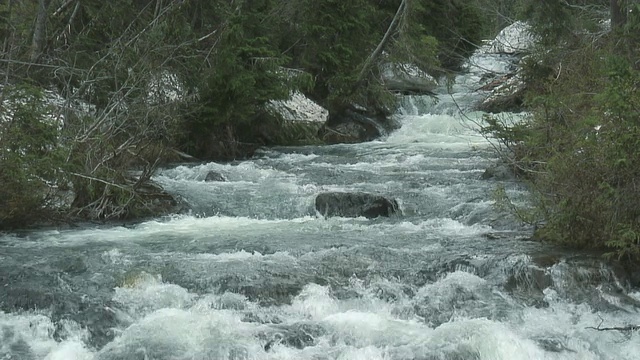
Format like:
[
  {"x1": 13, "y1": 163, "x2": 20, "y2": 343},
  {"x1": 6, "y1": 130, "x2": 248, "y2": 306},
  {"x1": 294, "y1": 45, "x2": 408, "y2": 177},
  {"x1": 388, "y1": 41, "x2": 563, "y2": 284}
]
[
  {"x1": 52, "y1": 0, "x2": 76, "y2": 17},
  {"x1": 357, "y1": 0, "x2": 407, "y2": 83},
  {"x1": 67, "y1": 172, "x2": 132, "y2": 192},
  {"x1": 586, "y1": 324, "x2": 640, "y2": 332}
]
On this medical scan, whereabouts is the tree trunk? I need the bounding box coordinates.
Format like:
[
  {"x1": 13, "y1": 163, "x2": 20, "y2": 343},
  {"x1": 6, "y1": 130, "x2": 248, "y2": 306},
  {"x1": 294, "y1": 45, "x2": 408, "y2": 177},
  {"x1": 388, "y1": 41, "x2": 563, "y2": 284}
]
[{"x1": 30, "y1": 0, "x2": 49, "y2": 62}]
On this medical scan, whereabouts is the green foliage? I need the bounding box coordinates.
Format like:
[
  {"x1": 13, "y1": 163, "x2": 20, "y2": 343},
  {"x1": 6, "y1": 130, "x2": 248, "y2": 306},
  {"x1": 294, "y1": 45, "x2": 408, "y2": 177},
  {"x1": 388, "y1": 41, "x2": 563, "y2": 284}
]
[
  {"x1": 492, "y1": 185, "x2": 544, "y2": 225},
  {"x1": 184, "y1": 2, "x2": 303, "y2": 157},
  {"x1": 607, "y1": 224, "x2": 640, "y2": 260},
  {"x1": 291, "y1": 0, "x2": 383, "y2": 110},
  {"x1": 465, "y1": 0, "x2": 529, "y2": 37},
  {"x1": 485, "y1": 19, "x2": 640, "y2": 260},
  {"x1": 417, "y1": 0, "x2": 485, "y2": 70},
  {"x1": 519, "y1": 0, "x2": 609, "y2": 46},
  {"x1": 0, "y1": 84, "x2": 68, "y2": 228}
]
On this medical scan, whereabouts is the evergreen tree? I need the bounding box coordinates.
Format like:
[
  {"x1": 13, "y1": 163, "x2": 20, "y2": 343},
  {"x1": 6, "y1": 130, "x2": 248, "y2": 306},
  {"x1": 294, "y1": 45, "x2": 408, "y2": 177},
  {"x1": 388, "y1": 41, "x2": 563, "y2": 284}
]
[{"x1": 0, "y1": 0, "x2": 490, "y2": 227}]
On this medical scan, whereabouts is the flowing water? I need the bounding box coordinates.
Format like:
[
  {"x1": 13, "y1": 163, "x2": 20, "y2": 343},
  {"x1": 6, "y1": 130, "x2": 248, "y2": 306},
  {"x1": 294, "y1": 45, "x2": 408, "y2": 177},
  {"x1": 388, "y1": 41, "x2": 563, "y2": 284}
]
[{"x1": 1, "y1": 52, "x2": 640, "y2": 360}]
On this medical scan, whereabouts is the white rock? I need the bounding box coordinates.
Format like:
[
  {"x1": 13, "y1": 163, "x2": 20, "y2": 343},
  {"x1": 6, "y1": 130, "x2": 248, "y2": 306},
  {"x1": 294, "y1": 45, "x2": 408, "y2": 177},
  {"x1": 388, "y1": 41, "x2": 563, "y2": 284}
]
[
  {"x1": 380, "y1": 63, "x2": 438, "y2": 93},
  {"x1": 269, "y1": 91, "x2": 328, "y2": 123},
  {"x1": 482, "y1": 21, "x2": 536, "y2": 54}
]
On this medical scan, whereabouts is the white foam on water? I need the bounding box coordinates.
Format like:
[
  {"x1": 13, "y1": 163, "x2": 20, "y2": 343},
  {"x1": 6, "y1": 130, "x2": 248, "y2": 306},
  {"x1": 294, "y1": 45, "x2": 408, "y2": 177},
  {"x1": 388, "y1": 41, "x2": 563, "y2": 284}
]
[
  {"x1": 44, "y1": 341, "x2": 94, "y2": 360},
  {"x1": 300, "y1": 216, "x2": 491, "y2": 240},
  {"x1": 517, "y1": 300, "x2": 640, "y2": 360},
  {"x1": 5, "y1": 267, "x2": 636, "y2": 360},
  {"x1": 97, "y1": 307, "x2": 264, "y2": 359},
  {"x1": 192, "y1": 250, "x2": 297, "y2": 263},
  {"x1": 156, "y1": 164, "x2": 319, "y2": 219},
  {"x1": 100, "y1": 248, "x2": 130, "y2": 265},
  {"x1": 323, "y1": 311, "x2": 430, "y2": 348},
  {"x1": 113, "y1": 272, "x2": 196, "y2": 317},
  {"x1": 308, "y1": 154, "x2": 488, "y2": 175},
  {"x1": 268, "y1": 152, "x2": 320, "y2": 163},
  {"x1": 21, "y1": 215, "x2": 324, "y2": 246},
  {"x1": 0, "y1": 312, "x2": 92, "y2": 360},
  {"x1": 425, "y1": 318, "x2": 546, "y2": 360},
  {"x1": 386, "y1": 113, "x2": 486, "y2": 146},
  {"x1": 418, "y1": 217, "x2": 493, "y2": 237},
  {"x1": 157, "y1": 161, "x2": 296, "y2": 183},
  {"x1": 291, "y1": 283, "x2": 339, "y2": 319}
]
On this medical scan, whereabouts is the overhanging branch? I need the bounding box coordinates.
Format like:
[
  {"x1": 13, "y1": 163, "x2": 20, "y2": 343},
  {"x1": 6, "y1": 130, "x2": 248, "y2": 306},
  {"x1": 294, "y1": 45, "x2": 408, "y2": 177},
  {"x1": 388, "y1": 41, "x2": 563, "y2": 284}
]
[{"x1": 356, "y1": 0, "x2": 408, "y2": 83}]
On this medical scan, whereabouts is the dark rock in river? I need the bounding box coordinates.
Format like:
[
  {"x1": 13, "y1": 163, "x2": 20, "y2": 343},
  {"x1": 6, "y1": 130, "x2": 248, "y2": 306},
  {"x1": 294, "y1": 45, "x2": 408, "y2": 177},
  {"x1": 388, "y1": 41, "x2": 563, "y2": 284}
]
[
  {"x1": 481, "y1": 163, "x2": 515, "y2": 180},
  {"x1": 476, "y1": 74, "x2": 526, "y2": 113},
  {"x1": 318, "y1": 106, "x2": 399, "y2": 144},
  {"x1": 315, "y1": 192, "x2": 399, "y2": 218},
  {"x1": 204, "y1": 171, "x2": 227, "y2": 182},
  {"x1": 135, "y1": 180, "x2": 191, "y2": 216},
  {"x1": 54, "y1": 256, "x2": 88, "y2": 275}
]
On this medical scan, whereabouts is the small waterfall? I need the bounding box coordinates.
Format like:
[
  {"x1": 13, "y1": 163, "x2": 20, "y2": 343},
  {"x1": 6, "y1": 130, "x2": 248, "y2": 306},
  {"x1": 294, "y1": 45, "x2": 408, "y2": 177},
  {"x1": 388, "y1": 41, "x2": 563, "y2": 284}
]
[{"x1": 396, "y1": 94, "x2": 438, "y2": 115}]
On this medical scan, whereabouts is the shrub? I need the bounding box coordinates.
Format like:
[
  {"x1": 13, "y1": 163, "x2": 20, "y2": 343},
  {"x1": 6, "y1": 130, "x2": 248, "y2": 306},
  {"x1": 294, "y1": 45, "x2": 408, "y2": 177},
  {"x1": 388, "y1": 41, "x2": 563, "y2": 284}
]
[
  {"x1": 485, "y1": 34, "x2": 640, "y2": 260},
  {"x1": 0, "y1": 84, "x2": 68, "y2": 228}
]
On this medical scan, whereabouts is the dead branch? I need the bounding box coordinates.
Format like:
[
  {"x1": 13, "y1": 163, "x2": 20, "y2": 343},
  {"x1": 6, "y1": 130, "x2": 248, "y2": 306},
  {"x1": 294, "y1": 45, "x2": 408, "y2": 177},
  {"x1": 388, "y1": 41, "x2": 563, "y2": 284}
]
[
  {"x1": 57, "y1": 0, "x2": 80, "y2": 42},
  {"x1": 52, "y1": 0, "x2": 76, "y2": 17},
  {"x1": 586, "y1": 325, "x2": 640, "y2": 332},
  {"x1": 357, "y1": 0, "x2": 408, "y2": 83},
  {"x1": 67, "y1": 172, "x2": 132, "y2": 192}
]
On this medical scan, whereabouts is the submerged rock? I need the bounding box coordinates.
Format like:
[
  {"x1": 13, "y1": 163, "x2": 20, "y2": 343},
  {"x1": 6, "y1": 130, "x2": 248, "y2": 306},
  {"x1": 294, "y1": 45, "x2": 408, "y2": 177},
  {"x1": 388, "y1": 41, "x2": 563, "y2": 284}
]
[
  {"x1": 204, "y1": 171, "x2": 226, "y2": 182},
  {"x1": 315, "y1": 192, "x2": 399, "y2": 218}
]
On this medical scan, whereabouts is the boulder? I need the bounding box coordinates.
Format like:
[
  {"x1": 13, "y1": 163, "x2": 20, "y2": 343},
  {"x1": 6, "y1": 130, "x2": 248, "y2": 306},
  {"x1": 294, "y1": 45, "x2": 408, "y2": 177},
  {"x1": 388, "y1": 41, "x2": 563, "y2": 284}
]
[
  {"x1": 268, "y1": 91, "x2": 328, "y2": 123},
  {"x1": 318, "y1": 107, "x2": 400, "y2": 144},
  {"x1": 481, "y1": 163, "x2": 515, "y2": 181},
  {"x1": 135, "y1": 180, "x2": 190, "y2": 216},
  {"x1": 471, "y1": 22, "x2": 536, "y2": 113},
  {"x1": 204, "y1": 171, "x2": 226, "y2": 182},
  {"x1": 381, "y1": 63, "x2": 438, "y2": 94},
  {"x1": 484, "y1": 21, "x2": 535, "y2": 55},
  {"x1": 315, "y1": 192, "x2": 399, "y2": 218},
  {"x1": 476, "y1": 74, "x2": 526, "y2": 113}
]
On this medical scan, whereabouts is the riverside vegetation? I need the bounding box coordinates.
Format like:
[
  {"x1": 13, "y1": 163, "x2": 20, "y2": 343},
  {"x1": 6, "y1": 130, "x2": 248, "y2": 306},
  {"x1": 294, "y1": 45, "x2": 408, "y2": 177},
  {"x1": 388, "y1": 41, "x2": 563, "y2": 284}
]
[{"x1": 484, "y1": 0, "x2": 640, "y2": 261}]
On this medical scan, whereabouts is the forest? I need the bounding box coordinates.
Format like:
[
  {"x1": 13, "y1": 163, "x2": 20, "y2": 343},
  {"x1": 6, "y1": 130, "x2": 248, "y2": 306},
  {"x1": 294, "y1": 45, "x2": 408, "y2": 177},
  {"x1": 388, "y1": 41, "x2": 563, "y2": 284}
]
[
  {"x1": 0, "y1": 0, "x2": 490, "y2": 227},
  {"x1": 1, "y1": 0, "x2": 639, "y2": 261}
]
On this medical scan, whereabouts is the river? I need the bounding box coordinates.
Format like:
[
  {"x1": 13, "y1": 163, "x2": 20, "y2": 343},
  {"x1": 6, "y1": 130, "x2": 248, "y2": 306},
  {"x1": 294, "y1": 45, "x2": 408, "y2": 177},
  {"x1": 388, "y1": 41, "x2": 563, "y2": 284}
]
[{"x1": 1, "y1": 51, "x2": 639, "y2": 360}]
